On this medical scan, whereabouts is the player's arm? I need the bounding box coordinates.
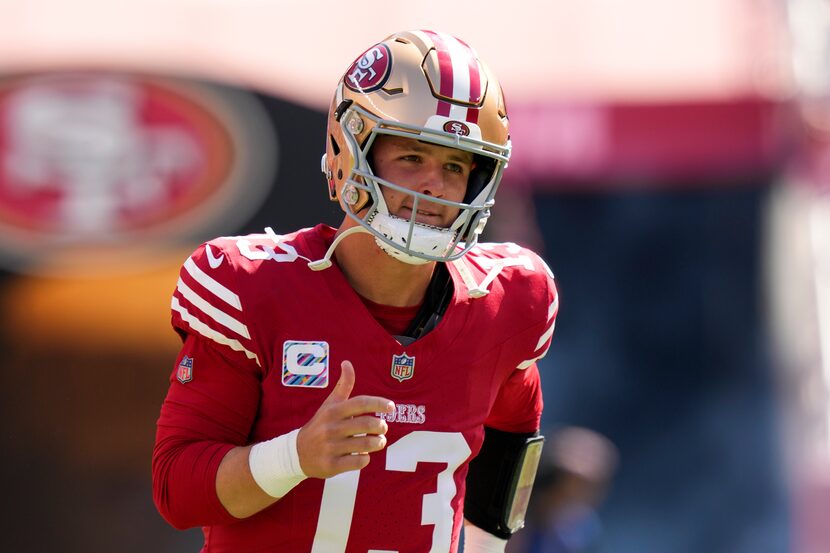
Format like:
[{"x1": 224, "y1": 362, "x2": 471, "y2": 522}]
[
  {"x1": 464, "y1": 270, "x2": 557, "y2": 550},
  {"x1": 217, "y1": 360, "x2": 395, "y2": 519},
  {"x1": 155, "y1": 242, "x2": 395, "y2": 527},
  {"x1": 465, "y1": 431, "x2": 544, "y2": 553},
  {"x1": 154, "y1": 336, "x2": 394, "y2": 526},
  {"x1": 156, "y1": 241, "x2": 285, "y2": 526},
  {"x1": 463, "y1": 364, "x2": 545, "y2": 550},
  {"x1": 153, "y1": 333, "x2": 264, "y2": 528},
  {"x1": 463, "y1": 426, "x2": 544, "y2": 540}
]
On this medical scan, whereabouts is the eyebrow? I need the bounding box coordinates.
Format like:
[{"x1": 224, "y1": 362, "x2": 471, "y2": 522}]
[{"x1": 402, "y1": 139, "x2": 474, "y2": 164}]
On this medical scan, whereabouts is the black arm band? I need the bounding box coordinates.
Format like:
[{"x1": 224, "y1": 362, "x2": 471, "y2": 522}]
[{"x1": 464, "y1": 426, "x2": 545, "y2": 539}]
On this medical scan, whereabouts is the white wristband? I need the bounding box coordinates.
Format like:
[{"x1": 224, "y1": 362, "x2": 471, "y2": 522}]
[
  {"x1": 463, "y1": 520, "x2": 508, "y2": 553},
  {"x1": 248, "y1": 428, "x2": 307, "y2": 498}
]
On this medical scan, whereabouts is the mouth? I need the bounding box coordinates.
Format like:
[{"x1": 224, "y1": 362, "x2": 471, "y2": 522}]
[{"x1": 397, "y1": 206, "x2": 442, "y2": 225}]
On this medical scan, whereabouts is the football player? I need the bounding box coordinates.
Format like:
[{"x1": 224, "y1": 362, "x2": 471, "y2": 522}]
[{"x1": 153, "y1": 29, "x2": 558, "y2": 553}]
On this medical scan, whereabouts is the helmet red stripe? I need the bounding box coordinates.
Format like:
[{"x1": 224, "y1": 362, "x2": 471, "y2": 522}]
[
  {"x1": 424, "y1": 30, "x2": 455, "y2": 117},
  {"x1": 459, "y1": 44, "x2": 481, "y2": 101},
  {"x1": 465, "y1": 50, "x2": 481, "y2": 123},
  {"x1": 437, "y1": 100, "x2": 452, "y2": 117},
  {"x1": 465, "y1": 63, "x2": 480, "y2": 124}
]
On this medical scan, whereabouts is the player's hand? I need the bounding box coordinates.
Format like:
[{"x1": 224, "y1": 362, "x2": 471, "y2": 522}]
[{"x1": 296, "y1": 360, "x2": 395, "y2": 478}]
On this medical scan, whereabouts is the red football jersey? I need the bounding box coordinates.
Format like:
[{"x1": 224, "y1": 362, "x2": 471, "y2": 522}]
[{"x1": 153, "y1": 224, "x2": 558, "y2": 553}]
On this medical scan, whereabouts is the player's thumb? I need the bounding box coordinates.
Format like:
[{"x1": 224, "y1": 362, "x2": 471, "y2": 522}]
[{"x1": 325, "y1": 360, "x2": 355, "y2": 404}]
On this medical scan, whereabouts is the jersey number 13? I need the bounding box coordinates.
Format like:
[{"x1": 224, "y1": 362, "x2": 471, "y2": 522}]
[{"x1": 310, "y1": 431, "x2": 471, "y2": 553}]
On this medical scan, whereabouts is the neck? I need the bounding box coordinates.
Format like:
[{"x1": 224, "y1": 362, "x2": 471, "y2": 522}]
[{"x1": 333, "y1": 218, "x2": 436, "y2": 307}]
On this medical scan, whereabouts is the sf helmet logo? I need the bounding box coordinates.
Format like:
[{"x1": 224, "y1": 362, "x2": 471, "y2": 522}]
[
  {"x1": 443, "y1": 120, "x2": 470, "y2": 136},
  {"x1": 345, "y1": 44, "x2": 392, "y2": 93}
]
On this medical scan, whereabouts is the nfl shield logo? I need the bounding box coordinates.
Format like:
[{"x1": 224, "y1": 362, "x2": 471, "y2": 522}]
[
  {"x1": 177, "y1": 356, "x2": 194, "y2": 384},
  {"x1": 390, "y1": 353, "x2": 415, "y2": 382}
]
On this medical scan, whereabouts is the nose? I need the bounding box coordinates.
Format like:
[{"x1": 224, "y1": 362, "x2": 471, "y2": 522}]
[{"x1": 416, "y1": 159, "x2": 446, "y2": 198}]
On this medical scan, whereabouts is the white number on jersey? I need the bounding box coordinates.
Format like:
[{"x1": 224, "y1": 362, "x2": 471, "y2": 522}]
[
  {"x1": 310, "y1": 431, "x2": 471, "y2": 553},
  {"x1": 452, "y1": 244, "x2": 536, "y2": 298}
]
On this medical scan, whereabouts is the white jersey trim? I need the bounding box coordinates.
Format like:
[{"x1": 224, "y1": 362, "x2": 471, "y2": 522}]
[
  {"x1": 535, "y1": 320, "x2": 557, "y2": 352},
  {"x1": 183, "y1": 256, "x2": 242, "y2": 310},
  {"x1": 535, "y1": 295, "x2": 559, "y2": 350},
  {"x1": 171, "y1": 297, "x2": 261, "y2": 367},
  {"x1": 176, "y1": 278, "x2": 251, "y2": 340},
  {"x1": 518, "y1": 294, "x2": 558, "y2": 370}
]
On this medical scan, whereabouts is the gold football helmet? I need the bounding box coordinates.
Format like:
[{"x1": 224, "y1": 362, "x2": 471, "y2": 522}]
[{"x1": 316, "y1": 30, "x2": 511, "y2": 268}]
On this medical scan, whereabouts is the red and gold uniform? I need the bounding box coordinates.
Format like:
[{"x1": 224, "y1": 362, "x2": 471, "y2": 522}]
[{"x1": 153, "y1": 224, "x2": 557, "y2": 552}]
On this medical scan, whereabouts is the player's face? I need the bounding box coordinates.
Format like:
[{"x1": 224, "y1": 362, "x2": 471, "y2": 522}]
[{"x1": 370, "y1": 135, "x2": 473, "y2": 228}]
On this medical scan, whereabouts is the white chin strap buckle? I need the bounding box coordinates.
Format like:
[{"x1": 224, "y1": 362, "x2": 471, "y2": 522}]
[{"x1": 369, "y1": 212, "x2": 457, "y2": 265}]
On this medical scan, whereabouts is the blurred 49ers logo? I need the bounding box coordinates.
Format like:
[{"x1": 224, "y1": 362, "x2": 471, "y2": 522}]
[{"x1": 0, "y1": 73, "x2": 276, "y2": 274}]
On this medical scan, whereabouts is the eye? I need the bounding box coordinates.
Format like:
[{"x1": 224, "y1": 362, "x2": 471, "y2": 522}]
[{"x1": 445, "y1": 163, "x2": 465, "y2": 174}]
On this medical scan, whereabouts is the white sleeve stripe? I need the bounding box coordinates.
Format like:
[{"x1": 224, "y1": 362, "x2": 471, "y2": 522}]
[
  {"x1": 548, "y1": 295, "x2": 559, "y2": 320},
  {"x1": 516, "y1": 356, "x2": 539, "y2": 370},
  {"x1": 541, "y1": 260, "x2": 555, "y2": 280},
  {"x1": 517, "y1": 340, "x2": 553, "y2": 370},
  {"x1": 183, "y1": 257, "x2": 242, "y2": 310},
  {"x1": 522, "y1": 295, "x2": 558, "y2": 367},
  {"x1": 535, "y1": 320, "x2": 556, "y2": 351},
  {"x1": 176, "y1": 278, "x2": 251, "y2": 340},
  {"x1": 531, "y1": 296, "x2": 558, "y2": 351},
  {"x1": 172, "y1": 297, "x2": 261, "y2": 367}
]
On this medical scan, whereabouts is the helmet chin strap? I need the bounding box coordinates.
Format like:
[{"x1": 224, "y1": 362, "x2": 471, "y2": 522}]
[
  {"x1": 307, "y1": 211, "x2": 457, "y2": 271},
  {"x1": 307, "y1": 225, "x2": 372, "y2": 271}
]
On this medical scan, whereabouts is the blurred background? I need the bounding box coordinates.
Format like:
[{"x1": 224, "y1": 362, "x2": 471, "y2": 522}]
[{"x1": 0, "y1": 0, "x2": 827, "y2": 551}]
